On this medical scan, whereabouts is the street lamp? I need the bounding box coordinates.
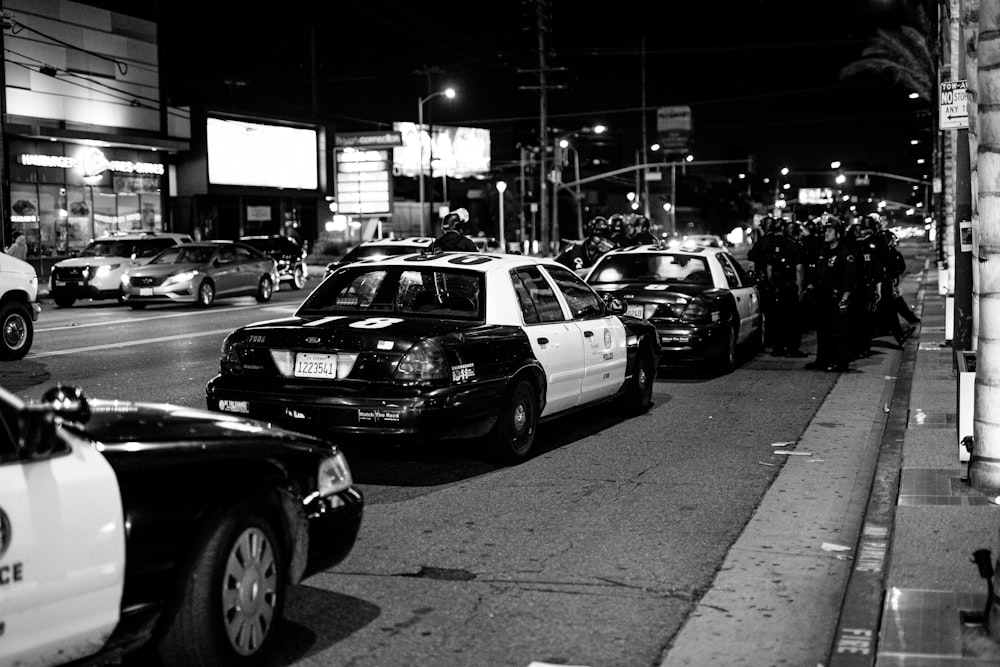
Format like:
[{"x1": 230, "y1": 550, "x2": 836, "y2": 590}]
[
  {"x1": 417, "y1": 87, "x2": 456, "y2": 236},
  {"x1": 496, "y1": 180, "x2": 507, "y2": 253},
  {"x1": 553, "y1": 124, "x2": 607, "y2": 241}
]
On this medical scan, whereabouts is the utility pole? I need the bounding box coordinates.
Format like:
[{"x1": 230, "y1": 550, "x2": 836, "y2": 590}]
[
  {"x1": 518, "y1": 0, "x2": 565, "y2": 255},
  {"x1": 641, "y1": 36, "x2": 650, "y2": 218}
]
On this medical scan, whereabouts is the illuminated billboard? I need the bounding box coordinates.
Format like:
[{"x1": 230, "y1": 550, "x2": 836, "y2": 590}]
[
  {"x1": 207, "y1": 118, "x2": 318, "y2": 189},
  {"x1": 393, "y1": 122, "x2": 490, "y2": 179}
]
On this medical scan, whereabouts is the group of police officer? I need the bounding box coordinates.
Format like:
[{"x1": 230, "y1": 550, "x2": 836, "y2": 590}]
[
  {"x1": 554, "y1": 212, "x2": 658, "y2": 272},
  {"x1": 748, "y1": 213, "x2": 917, "y2": 373}
]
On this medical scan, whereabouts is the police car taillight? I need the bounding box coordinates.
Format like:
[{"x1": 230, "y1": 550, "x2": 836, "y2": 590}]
[
  {"x1": 679, "y1": 298, "x2": 712, "y2": 322},
  {"x1": 394, "y1": 339, "x2": 449, "y2": 382}
]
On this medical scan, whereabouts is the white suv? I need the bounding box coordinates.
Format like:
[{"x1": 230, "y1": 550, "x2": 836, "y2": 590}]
[
  {"x1": 49, "y1": 231, "x2": 193, "y2": 307},
  {"x1": 0, "y1": 252, "x2": 40, "y2": 359}
]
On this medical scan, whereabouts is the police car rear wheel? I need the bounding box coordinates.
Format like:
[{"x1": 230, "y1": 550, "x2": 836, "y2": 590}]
[
  {"x1": 717, "y1": 326, "x2": 737, "y2": 374},
  {"x1": 616, "y1": 348, "x2": 654, "y2": 414},
  {"x1": 157, "y1": 503, "x2": 285, "y2": 666},
  {"x1": 487, "y1": 380, "x2": 538, "y2": 464}
]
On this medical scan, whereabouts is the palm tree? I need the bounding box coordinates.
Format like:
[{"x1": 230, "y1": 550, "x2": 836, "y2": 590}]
[{"x1": 838, "y1": 3, "x2": 937, "y2": 102}]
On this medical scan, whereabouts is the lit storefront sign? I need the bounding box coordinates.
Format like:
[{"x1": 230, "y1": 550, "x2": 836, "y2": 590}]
[
  {"x1": 19, "y1": 148, "x2": 165, "y2": 177},
  {"x1": 799, "y1": 187, "x2": 834, "y2": 205},
  {"x1": 335, "y1": 148, "x2": 392, "y2": 215}
]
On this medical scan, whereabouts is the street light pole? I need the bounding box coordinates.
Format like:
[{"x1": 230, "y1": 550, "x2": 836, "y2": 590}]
[
  {"x1": 496, "y1": 180, "x2": 507, "y2": 253},
  {"x1": 417, "y1": 88, "x2": 455, "y2": 236},
  {"x1": 552, "y1": 124, "x2": 606, "y2": 243}
]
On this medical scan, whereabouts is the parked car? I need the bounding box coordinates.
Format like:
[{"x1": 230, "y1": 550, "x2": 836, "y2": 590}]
[
  {"x1": 240, "y1": 234, "x2": 309, "y2": 290},
  {"x1": 0, "y1": 252, "x2": 40, "y2": 359},
  {"x1": 121, "y1": 241, "x2": 278, "y2": 309},
  {"x1": 0, "y1": 383, "x2": 362, "y2": 666},
  {"x1": 584, "y1": 241, "x2": 763, "y2": 372},
  {"x1": 206, "y1": 248, "x2": 660, "y2": 463},
  {"x1": 48, "y1": 231, "x2": 193, "y2": 308},
  {"x1": 324, "y1": 237, "x2": 435, "y2": 277}
]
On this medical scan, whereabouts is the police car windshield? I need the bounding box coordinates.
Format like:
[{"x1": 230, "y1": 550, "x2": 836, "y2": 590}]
[
  {"x1": 299, "y1": 265, "x2": 484, "y2": 320},
  {"x1": 588, "y1": 253, "x2": 711, "y2": 285}
]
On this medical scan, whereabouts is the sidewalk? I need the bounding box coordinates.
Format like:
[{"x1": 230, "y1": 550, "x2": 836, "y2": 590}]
[
  {"x1": 660, "y1": 242, "x2": 1000, "y2": 666},
  {"x1": 834, "y1": 256, "x2": 1000, "y2": 666}
]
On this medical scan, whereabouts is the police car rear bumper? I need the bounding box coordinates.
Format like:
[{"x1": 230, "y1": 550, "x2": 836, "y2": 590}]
[
  {"x1": 653, "y1": 323, "x2": 729, "y2": 362},
  {"x1": 205, "y1": 375, "x2": 506, "y2": 442}
]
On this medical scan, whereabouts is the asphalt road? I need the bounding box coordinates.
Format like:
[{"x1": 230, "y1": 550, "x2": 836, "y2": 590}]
[{"x1": 3, "y1": 266, "x2": 842, "y2": 667}]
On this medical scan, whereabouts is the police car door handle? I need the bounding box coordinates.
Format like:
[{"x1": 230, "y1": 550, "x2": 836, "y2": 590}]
[
  {"x1": 583, "y1": 330, "x2": 595, "y2": 338},
  {"x1": 537, "y1": 337, "x2": 549, "y2": 345}
]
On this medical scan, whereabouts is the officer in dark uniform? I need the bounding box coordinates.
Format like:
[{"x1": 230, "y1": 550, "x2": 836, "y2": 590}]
[
  {"x1": 805, "y1": 219, "x2": 857, "y2": 372},
  {"x1": 555, "y1": 216, "x2": 614, "y2": 272},
  {"x1": 747, "y1": 216, "x2": 781, "y2": 350},
  {"x1": 765, "y1": 220, "x2": 807, "y2": 357},
  {"x1": 632, "y1": 216, "x2": 657, "y2": 245},
  {"x1": 846, "y1": 215, "x2": 885, "y2": 359},
  {"x1": 432, "y1": 208, "x2": 478, "y2": 252}
]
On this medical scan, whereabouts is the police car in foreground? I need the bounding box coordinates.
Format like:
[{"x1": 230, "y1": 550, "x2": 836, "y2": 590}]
[
  {"x1": 0, "y1": 384, "x2": 362, "y2": 667},
  {"x1": 584, "y1": 241, "x2": 763, "y2": 373},
  {"x1": 206, "y1": 249, "x2": 661, "y2": 463}
]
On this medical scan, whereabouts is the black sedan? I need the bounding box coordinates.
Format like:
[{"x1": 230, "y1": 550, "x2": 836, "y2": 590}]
[
  {"x1": 241, "y1": 234, "x2": 310, "y2": 290},
  {"x1": 0, "y1": 384, "x2": 362, "y2": 667},
  {"x1": 207, "y1": 250, "x2": 661, "y2": 463},
  {"x1": 584, "y1": 242, "x2": 764, "y2": 372}
]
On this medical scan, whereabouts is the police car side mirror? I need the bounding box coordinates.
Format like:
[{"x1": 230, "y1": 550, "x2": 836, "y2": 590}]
[
  {"x1": 17, "y1": 406, "x2": 60, "y2": 459},
  {"x1": 603, "y1": 294, "x2": 628, "y2": 316}
]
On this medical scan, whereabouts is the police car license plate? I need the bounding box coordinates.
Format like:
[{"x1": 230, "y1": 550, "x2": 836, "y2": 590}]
[
  {"x1": 626, "y1": 305, "x2": 645, "y2": 319},
  {"x1": 295, "y1": 352, "x2": 338, "y2": 379},
  {"x1": 140, "y1": 288, "x2": 153, "y2": 296}
]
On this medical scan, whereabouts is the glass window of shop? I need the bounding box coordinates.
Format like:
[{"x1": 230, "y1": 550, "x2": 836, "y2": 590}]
[{"x1": 7, "y1": 140, "x2": 164, "y2": 258}]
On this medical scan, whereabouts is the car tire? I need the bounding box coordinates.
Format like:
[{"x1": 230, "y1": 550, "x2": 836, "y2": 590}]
[
  {"x1": 486, "y1": 379, "x2": 538, "y2": 464},
  {"x1": 53, "y1": 295, "x2": 75, "y2": 308},
  {"x1": 291, "y1": 264, "x2": 306, "y2": 290},
  {"x1": 717, "y1": 325, "x2": 737, "y2": 374},
  {"x1": 616, "y1": 347, "x2": 655, "y2": 415},
  {"x1": 0, "y1": 301, "x2": 32, "y2": 360},
  {"x1": 198, "y1": 280, "x2": 216, "y2": 307},
  {"x1": 156, "y1": 503, "x2": 285, "y2": 667},
  {"x1": 255, "y1": 275, "x2": 273, "y2": 303},
  {"x1": 128, "y1": 302, "x2": 148, "y2": 310}
]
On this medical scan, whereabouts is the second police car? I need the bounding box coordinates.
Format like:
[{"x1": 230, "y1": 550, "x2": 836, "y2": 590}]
[
  {"x1": 584, "y1": 241, "x2": 763, "y2": 373},
  {"x1": 206, "y1": 248, "x2": 661, "y2": 463}
]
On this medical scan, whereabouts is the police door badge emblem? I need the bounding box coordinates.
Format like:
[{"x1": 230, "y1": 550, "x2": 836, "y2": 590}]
[
  {"x1": 0, "y1": 507, "x2": 10, "y2": 559},
  {"x1": 604, "y1": 329, "x2": 612, "y2": 349}
]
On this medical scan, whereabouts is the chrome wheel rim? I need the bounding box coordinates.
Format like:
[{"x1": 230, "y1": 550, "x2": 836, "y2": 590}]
[
  {"x1": 3, "y1": 315, "x2": 26, "y2": 350},
  {"x1": 261, "y1": 278, "x2": 272, "y2": 299},
  {"x1": 200, "y1": 283, "x2": 213, "y2": 305},
  {"x1": 293, "y1": 267, "x2": 305, "y2": 288},
  {"x1": 513, "y1": 401, "x2": 527, "y2": 433},
  {"x1": 222, "y1": 526, "x2": 278, "y2": 656}
]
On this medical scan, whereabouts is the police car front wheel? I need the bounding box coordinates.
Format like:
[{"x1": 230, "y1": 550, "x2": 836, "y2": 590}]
[{"x1": 156, "y1": 502, "x2": 285, "y2": 666}]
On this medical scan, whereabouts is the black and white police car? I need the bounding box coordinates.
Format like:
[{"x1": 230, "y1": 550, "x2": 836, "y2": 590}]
[
  {"x1": 0, "y1": 384, "x2": 362, "y2": 666},
  {"x1": 584, "y1": 242, "x2": 764, "y2": 372},
  {"x1": 206, "y1": 249, "x2": 661, "y2": 463}
]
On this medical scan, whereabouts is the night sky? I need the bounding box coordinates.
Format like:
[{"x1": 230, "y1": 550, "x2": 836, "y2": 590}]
[{"x1": 120, "y1": 1, "x2": 933, "y2": 191}]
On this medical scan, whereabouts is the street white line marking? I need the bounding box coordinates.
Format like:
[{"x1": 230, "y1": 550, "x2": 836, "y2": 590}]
[
  {"x1": 28, "y1": 328, "x2": 235, "y2": 358},
  {"x1": 36, "y1": 303, "x2": 298, "y2": 333}
]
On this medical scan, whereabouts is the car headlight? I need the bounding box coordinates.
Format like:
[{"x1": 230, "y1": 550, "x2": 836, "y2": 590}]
[
  {"x1": 121, "y1": 272, "x2": 130, "y2": 287},
  {"x1": 316, "y1": 451, "x2": 353, "y2": 497},
  {"x1": 94, "y1": 263, "x2": 120, "y2": 277},
  {"x1": 164, "y1": 270, "x2": 197, "y2": 285}
]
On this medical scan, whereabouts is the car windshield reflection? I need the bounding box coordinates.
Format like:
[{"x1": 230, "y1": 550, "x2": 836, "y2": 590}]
[
  {"x1": 589, "y1": 254, "x2": 711, "y2": 285},
  {"x1": 299, "y1": 266, "x2": 484, "y2": 320}
]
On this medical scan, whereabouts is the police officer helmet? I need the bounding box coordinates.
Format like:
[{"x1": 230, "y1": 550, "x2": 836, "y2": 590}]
[
  {"x1": 587, "y1": 216, "x2": 610, "y2": 238},
  {"x1": 608, "y1": 213, "x2": 626, "y2": 236},
  {"x1": 859, "y1": 215, "x2": 878, "y2": 233},
  {"x1": 441, "y1": 207, "x2": 470, "y2": 233},
  {"x1": 823, "y1": 220, "x2": 844, "y2": 239},
  {"x1": 634, "y1": 215, "x2": 651, "y2": 232}
]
